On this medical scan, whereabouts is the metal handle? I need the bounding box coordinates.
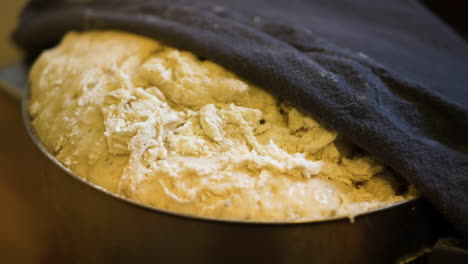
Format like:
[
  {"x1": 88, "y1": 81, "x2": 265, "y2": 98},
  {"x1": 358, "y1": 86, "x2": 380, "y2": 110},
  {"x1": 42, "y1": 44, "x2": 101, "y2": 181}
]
[{"x1": 0, "y1": 63, "x2": 28, "y2": 100}]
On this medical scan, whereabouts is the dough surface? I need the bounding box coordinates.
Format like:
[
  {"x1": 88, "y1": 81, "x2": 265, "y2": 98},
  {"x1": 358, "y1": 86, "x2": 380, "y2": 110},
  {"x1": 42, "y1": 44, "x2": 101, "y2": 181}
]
[{"x1": 30, "y1": 31, "x2": 415, "y2": 221}]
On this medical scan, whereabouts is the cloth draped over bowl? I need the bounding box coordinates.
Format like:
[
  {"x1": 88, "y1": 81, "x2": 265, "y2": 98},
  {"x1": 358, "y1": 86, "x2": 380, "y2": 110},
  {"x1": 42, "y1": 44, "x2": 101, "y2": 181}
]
[{"x1": 12, "y1": 0, "x2": 468, "y2": 236}]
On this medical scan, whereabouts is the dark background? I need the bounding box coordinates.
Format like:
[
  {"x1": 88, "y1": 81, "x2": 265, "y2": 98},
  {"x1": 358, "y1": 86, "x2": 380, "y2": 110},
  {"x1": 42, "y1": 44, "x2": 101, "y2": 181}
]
[{"x1": 424, "y1": 0, "x2": 468, "y2": 40}]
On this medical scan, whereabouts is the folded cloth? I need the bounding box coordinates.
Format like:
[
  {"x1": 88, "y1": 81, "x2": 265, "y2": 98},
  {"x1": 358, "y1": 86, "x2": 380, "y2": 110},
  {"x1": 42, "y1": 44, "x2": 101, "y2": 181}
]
[{"x1": 13, "y1": 0, "x2": 468, "y2": 236}]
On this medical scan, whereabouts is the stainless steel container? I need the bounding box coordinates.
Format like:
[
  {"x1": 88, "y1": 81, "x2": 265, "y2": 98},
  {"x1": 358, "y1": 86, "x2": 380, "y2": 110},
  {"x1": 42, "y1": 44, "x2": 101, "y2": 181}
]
[{"x1": 3, "y1": 64, "x2": 450, "y2": 263}]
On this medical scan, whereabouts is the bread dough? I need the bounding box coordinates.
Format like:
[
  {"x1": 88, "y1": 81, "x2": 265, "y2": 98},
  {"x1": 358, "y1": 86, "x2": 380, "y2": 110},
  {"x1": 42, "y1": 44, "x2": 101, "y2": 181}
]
[{"x1": 29, "y1": 31, "x2": 415, "y2": 221}]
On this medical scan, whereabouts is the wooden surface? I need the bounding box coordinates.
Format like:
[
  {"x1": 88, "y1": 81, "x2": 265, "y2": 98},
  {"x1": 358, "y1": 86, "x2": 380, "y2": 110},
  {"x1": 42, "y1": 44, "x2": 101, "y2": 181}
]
[
  {"x1": 0, "y1": 93, "x2": 59, "y2": 263},
  {"x1": 0, "y1": 2, "x2": 58, "y2": 263},
  {"x1": 0, "y1": 0, "x2": 26, "y2": 68}
]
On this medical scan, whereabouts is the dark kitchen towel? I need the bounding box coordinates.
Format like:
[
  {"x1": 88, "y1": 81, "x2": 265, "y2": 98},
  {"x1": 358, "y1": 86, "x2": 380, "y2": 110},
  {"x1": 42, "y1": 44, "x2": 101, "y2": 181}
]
[{"x1": 12, "y1": 0, "x2": 468, "y2": 236}]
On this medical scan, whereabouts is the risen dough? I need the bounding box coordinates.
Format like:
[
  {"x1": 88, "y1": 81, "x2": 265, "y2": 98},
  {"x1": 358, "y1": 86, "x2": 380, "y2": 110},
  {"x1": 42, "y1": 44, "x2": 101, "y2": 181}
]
[{"x1": 30, "y1": 31, "x2": 414, "y2": 221}]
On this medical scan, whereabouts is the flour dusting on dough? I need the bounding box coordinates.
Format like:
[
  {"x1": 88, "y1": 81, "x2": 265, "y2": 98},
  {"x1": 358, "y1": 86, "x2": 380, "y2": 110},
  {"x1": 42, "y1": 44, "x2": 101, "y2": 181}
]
[{"x1": 29, "y1": 31, "x2": 415, "y2": 221}]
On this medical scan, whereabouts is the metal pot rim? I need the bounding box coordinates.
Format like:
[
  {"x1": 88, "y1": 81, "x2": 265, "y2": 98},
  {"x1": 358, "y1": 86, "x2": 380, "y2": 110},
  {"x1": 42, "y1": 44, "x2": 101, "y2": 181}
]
[{"x1": 21, "y1": 85, "x2": 418, "y2": 226}]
